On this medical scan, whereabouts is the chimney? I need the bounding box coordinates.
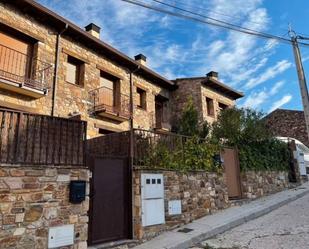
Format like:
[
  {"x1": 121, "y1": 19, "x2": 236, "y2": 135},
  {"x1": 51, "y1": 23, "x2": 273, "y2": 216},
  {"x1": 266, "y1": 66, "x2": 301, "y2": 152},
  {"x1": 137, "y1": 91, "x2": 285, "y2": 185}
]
[
  {"x1": 134, "y1": 54, "x2": 147, "y2": 66},
  {"x1": 207, "y1": 71, "x2": 218, "y2": 80},
  {"x1": 85, "y1": 23, "x2": 101, "y2": 39}
]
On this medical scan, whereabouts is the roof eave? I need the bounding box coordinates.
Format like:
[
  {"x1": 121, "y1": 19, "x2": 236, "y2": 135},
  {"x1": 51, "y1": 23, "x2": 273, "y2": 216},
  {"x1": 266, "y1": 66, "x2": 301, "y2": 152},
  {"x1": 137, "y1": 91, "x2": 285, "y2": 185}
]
[
  {"x1": 9, "y1": 0, "x2": 174, "y2": 89},
  {"x1": 202, "y1": 78, "x2": 244, "y2": 100}
]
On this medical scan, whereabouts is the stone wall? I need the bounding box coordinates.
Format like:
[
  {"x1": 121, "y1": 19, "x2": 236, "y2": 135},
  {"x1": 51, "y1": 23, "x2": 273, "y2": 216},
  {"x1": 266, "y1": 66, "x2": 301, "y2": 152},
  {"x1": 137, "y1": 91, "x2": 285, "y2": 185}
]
[
  {"x1": 265, "y1": 109, "x2": 309, "y2": 147},
  {"x1": 241, "y1": 170, "x2": 290, "y2": 199},
  {"x1": 0, "y1": 166, "x2": 90, "y2": 249},
  {"x1": 133, "y1": 169, "x2": 230, "y2": 240},
  {"x1": 171, "y1": 77, "x2": 236, "y2": 127}
]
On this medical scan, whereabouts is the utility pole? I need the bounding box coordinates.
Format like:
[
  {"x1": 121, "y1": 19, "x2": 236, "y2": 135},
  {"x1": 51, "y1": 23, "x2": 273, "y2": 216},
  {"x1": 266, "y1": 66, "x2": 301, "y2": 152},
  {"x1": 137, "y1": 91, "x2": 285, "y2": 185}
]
[{"x1": 289, "y1": 26, "x2": 309, "y2": 140}]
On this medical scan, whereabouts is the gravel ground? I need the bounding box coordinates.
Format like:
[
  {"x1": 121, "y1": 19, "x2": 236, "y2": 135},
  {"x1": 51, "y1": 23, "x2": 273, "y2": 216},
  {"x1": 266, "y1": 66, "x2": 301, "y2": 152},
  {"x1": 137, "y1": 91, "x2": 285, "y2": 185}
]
[{"x1": 195, "y1": 193, "x2": 309, "y2": 249}]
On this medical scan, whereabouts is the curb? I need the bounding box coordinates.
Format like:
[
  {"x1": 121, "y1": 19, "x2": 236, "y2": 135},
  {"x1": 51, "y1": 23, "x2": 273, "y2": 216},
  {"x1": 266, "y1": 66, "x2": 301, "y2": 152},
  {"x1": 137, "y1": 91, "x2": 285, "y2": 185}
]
[{"x1": 169, "y1": 188, "x2": 309, "y2": 249}]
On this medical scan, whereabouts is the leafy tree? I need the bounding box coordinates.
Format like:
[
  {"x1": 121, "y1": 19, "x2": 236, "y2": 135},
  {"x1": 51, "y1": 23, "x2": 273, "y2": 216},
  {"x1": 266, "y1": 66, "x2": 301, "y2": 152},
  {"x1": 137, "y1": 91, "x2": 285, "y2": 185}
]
[
  {"x1": 212, "y1": 107, "x2": 270, "y2": 145},
  {"x1": 177, "y1": 97, "x2": 210, "y2": 138}
]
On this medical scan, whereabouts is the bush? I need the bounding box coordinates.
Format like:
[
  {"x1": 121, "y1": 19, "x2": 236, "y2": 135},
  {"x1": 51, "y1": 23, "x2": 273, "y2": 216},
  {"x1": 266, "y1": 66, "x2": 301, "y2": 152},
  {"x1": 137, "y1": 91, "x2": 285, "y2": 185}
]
[
  {"x1": 140, "y1": 136, "x2": 221, "y2": 172},
  {"x1": 238, "y1": 139, "x2": 290, "y2": 171},
  {"x1": 176, "y1": 98, "x2": 210, "y2": 139}
]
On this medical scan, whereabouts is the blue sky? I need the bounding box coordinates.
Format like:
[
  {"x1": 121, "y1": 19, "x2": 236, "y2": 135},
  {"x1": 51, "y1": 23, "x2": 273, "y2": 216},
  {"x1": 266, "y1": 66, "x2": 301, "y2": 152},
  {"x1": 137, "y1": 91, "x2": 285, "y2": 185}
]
[{"x1": 37, "y1": 0, "x2": 309, "y2": 113}]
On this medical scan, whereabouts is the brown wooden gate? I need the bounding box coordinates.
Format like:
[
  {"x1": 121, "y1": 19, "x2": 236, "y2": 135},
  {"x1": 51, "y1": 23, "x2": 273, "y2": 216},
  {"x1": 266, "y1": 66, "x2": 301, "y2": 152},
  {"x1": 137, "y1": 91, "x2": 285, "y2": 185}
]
[
  {"x1": 221, "y1": 148, "x2": 242, "y2": 199},
  {"x1": 88, "y1": 157, "x2": 131, "y2": 245}
]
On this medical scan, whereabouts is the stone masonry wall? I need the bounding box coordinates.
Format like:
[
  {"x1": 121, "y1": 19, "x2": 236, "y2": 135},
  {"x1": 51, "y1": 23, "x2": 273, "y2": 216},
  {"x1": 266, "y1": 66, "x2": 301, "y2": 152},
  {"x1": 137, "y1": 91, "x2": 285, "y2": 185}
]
[
  {"x1": 171, "y1": 78, "x2": 236, "y2": 128},
  {"x1": 0, "y1": 166, "x2": 90, "y2": 249},
  {"x1": 241, "y1": 170, "x2": 290, "y2": 199},
  {"x1": 133, "y1": 169, "x2": 230, "y2": 240},
  {"x1": 200, "y1": 85, "x2": 235, "y2": 124}
]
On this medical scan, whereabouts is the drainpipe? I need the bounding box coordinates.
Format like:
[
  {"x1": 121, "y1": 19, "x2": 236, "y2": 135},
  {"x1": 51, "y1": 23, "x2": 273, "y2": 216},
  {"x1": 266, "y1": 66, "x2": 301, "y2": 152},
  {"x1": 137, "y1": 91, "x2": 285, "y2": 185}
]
[
  {"x1": 51, "y1": 24, "x2": 68, "y2": 116},
  {"x1": 129, "y1": 65, "x2": 140, "y2": 239}
]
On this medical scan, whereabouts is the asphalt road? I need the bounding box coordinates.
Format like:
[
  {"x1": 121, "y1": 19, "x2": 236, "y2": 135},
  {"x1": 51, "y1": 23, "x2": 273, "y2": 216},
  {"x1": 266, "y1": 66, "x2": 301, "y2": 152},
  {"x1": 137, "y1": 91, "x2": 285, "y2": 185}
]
[{"x1": 196, "y1": 192, "x2": 309, "y2": 249}]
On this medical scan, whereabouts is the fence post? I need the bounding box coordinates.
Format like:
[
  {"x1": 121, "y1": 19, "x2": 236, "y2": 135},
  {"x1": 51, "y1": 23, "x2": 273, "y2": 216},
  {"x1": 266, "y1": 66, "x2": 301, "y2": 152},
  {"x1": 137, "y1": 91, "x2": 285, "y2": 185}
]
[{"x1": 14, "y1": 112, "x2": 22, "y2": 163}]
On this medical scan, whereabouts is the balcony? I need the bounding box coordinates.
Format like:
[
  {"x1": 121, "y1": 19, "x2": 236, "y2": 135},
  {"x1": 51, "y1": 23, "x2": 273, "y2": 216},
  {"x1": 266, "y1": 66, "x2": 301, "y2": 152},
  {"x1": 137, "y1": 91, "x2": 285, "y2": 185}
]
[
  {"x1": 89, "y1": 86, "x2": 130, "y2": 122},
  {"x1": 154, "y1": 115, "x2": 171, "y2": 132},
  {"x1": 0, "y1": 44, "x2": 52, "y2": 98}
]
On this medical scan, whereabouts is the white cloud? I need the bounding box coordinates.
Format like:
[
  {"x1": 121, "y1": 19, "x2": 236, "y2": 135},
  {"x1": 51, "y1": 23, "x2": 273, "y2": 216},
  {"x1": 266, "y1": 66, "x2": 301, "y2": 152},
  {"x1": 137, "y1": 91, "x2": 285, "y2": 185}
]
[
  {"x1": 242, "y1": 90, "x2": 268, "y2": 109},
  {"x1": 268, "y1": 95, "x2": 293, "y2": 113},
  {"x1": 245, "y1": 60, "x2": 292, "y2": 89},
  {"x1": 241, "y1": 80, "x2": 286, "y2": 109},
  {"x1": 269, "y1": 80, "x2": 285, "y2": 95}
]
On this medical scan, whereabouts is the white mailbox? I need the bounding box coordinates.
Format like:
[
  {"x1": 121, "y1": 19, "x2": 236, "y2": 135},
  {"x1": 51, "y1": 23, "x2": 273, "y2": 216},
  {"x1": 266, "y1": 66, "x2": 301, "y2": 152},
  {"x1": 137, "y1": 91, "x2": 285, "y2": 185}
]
[{"x1": 141, "y1": 174, "x2": 165, "y2": 227}]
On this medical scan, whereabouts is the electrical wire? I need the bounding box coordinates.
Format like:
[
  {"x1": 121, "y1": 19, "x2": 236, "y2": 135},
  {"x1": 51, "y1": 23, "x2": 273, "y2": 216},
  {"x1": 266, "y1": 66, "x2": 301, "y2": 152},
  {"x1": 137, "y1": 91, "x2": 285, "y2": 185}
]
[
  {"x1": 120, "y1": 0, "x2": 309, "y2": 48},
  {"x1": 147, "y1": 0, "x2": 271, "y2": 27}
]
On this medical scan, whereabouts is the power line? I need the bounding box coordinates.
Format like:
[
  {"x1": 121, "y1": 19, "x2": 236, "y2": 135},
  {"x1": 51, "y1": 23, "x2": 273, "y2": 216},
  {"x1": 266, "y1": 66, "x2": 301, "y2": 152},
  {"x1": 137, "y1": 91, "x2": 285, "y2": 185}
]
[
  {"x1": 121, "y1": 0, "x2": 309, "y2": 48},
  {"x1": 150, "y1": 0, "x2": 279, "y2": 40},
  {"x1": 147, "y1": 0, "x2": 270, "y2": 27}
]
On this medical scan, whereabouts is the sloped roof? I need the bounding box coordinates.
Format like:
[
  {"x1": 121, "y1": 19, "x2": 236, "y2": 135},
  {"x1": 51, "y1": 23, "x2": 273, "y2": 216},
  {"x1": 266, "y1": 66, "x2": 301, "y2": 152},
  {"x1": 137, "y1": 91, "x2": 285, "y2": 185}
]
[
  {"x1": 5, "y1": 0, "x2": 175, "y2": 89},
  {"x1": 174, "y1": 76, "x2": 244, "y2": 100}
]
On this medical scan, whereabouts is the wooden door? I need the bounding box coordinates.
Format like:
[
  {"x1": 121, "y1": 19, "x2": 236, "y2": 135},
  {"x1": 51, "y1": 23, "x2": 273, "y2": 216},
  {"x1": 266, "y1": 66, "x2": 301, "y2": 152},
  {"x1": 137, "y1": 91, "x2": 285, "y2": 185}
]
[
  {"x1": 88, "y1": 157, "x2": 131, "y2": 245},
  {"x1": 155, "y1": 100, "x2": 163, "y2": 128},
  {"x1": 222, "y1": 148, "x2": 242, "y2": 199}
]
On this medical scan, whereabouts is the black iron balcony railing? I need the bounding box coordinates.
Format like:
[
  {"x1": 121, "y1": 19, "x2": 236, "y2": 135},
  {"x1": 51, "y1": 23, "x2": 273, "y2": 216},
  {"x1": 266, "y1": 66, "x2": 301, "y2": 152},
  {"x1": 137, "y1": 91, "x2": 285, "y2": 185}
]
[
  {"x1": 89, "y1": 86, "x2": 130, "y2": 119},
  {"x1": 0, "y1": 44, "x2": 52, "y2": 92}
]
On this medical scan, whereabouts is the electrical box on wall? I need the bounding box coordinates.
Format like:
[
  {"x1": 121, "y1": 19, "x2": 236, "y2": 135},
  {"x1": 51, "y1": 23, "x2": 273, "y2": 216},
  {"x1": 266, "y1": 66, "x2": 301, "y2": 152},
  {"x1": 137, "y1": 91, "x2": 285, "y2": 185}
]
[
  {"x1": 141, "y1": 173, "x2": 165, "y2": 227},
  {"x1": 69, "y1": 180, "x2": 86, "y2": 204},
  {"x1": 48, "y1": 225, "x2": 74, "y2": 248},
  {"x1": 168, "y1": 200, "x2": 182, "y2": 215}
]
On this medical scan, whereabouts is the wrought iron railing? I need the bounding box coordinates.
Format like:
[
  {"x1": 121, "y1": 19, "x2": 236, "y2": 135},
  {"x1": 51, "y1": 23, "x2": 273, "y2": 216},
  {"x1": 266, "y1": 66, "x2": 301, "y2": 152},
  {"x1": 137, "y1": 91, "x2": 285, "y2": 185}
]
[
  {"x1": 0, "y1": 109, "x2": 86, "y2": 166},
  {"x1": 0, "y1": 44, "x2": 52, "y2": 92},
  {"x1": 89, "y1": 86, "x2": 130, "y2": 118}
]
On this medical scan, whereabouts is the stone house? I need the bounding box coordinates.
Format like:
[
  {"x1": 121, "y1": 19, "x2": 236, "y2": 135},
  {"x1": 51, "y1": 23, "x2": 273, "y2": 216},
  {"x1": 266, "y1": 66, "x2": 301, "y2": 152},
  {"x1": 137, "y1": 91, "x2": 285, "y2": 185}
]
[
  {"x1": 0, "y1": 0, "x2": 176, "y2": 139},
  {"x1": 265, "y1": 108, "x2": 309, "y2": 147},
  {"x1": 172, "y1": 71, "x2": 244, "y2": 125},
  {"x1": 0, "y1": 1, "x2": 243, "y2": 139}
]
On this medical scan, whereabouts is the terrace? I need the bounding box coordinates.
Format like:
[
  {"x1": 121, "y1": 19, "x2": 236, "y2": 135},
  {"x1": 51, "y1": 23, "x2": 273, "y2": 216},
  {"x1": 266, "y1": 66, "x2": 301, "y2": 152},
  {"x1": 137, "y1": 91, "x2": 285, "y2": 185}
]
[
  {"x1": 89, "y1": 86, "x2": 130, "y2": 122},
  {"x1": 0, "y1": 44, "x2": 52, "y2": 98}
]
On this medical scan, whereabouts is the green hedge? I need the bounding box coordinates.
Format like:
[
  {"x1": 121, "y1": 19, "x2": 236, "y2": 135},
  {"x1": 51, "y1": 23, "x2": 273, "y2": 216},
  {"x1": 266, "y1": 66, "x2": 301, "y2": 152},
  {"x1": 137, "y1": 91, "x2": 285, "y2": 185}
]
[{"x1": 238, "y1": 139, "x2": 290, "y2": 171}]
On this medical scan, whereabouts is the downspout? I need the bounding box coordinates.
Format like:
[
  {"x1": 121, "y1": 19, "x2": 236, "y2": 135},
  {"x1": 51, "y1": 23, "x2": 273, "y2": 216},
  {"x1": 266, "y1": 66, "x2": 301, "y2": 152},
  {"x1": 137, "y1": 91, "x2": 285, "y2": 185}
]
[
  {"x1": 129, "y1": 65, "x2": 140, "y2": 239},
  {"x1": 51, "y1": 24, "x2": 68, "y2": 116}
]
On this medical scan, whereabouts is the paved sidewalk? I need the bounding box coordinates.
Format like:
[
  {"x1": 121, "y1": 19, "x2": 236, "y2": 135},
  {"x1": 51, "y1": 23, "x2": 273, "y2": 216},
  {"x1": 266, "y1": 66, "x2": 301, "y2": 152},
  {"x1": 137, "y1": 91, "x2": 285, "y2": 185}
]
[{"x1": 134, "y1": 183, "x2": 309, "y2": 249}]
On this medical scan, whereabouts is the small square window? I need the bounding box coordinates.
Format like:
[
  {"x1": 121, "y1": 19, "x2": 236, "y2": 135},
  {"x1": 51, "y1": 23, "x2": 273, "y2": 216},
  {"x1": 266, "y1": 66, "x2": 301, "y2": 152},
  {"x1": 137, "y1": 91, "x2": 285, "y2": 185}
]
[
  {"x1": 157, "y1": 179, "x2": 161, "y2": 184},
  {"x1": 66, "y1": 55, "x2": 84, "y2": 86},
  {"x1": 136, "y1": 87, "x2": 147, "y2": 110},
  {"x1": 146, "y1": 179, "x2": 151, "y2": 184},
  {"x1": 152, "y1": 179, "x2": 156, "y2": 184}
]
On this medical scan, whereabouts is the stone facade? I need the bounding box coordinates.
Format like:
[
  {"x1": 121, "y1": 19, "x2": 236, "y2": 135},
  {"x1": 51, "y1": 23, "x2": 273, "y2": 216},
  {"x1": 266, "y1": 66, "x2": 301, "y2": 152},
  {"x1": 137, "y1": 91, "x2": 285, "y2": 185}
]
[
  {"x1": 241, "y1": 170, "x2": 290, "y2": 199},
  {"x1": 0, "y1": 166, "x2": 90, "y2": 249},
  {"x1": 265, "y1": 109, "x2": 309, "y2": 147},
  {"x1": 133, "y1": 169, "x2": 230, "y2": 240},
  {"x1": 0, "y1": 1, "x2": 173, "y2": 139},
  {"x1": 171, "y1": 76, "x2": 242, "y2": 126}
]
